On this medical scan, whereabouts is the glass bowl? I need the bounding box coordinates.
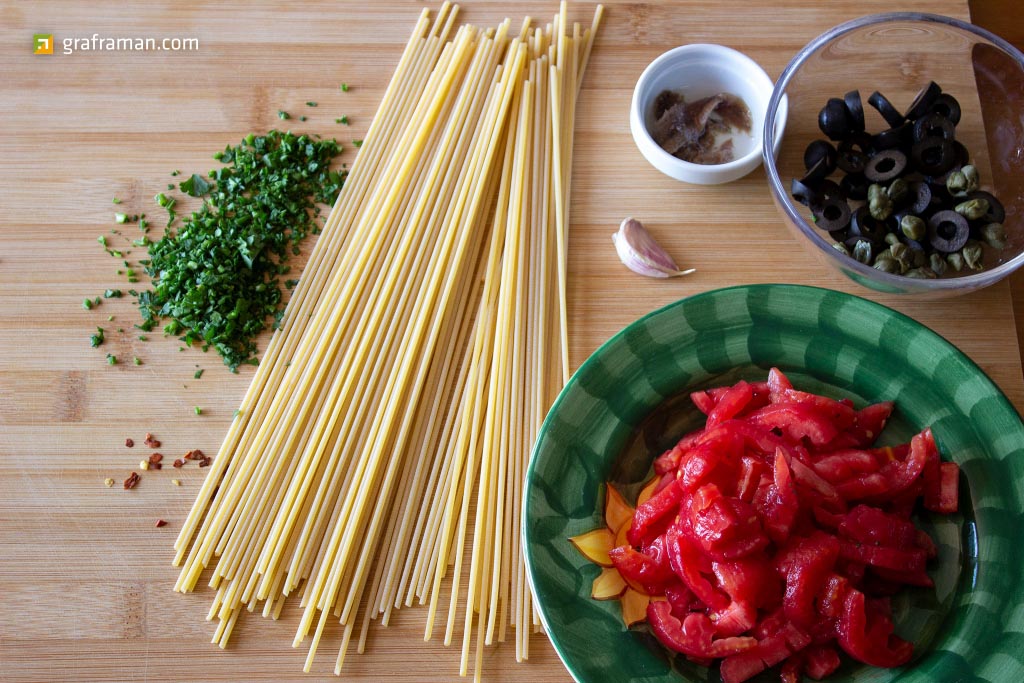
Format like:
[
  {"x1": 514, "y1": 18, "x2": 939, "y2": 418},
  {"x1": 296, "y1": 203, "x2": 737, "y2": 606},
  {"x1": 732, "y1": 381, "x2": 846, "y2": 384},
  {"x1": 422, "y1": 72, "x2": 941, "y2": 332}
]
[{"x1": 763, "y1": 13, "x2": 1024, "y2": 296}]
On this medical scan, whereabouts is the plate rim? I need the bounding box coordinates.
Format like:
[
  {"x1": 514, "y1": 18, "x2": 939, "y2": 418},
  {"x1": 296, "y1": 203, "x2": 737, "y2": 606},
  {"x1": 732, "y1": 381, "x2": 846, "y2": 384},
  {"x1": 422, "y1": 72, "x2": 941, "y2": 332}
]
[{"x1": 522, "y1": 283, "x2": 1024, "y2": 683}]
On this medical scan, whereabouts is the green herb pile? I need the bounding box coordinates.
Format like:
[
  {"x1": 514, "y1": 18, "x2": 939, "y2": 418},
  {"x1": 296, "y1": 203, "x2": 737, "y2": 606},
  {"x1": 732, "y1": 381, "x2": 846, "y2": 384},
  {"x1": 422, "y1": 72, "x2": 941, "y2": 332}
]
[{"x1": 136, "y1": 131, "x2": 346, "y2": 371}]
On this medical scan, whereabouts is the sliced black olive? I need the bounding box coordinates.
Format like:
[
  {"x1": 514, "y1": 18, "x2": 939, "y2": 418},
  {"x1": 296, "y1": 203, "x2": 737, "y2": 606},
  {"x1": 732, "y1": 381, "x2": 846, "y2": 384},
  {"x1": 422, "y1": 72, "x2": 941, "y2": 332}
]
[
  {"x1": 912, "y1": 138, "x2": 956, "y2": 175},
  {"x1": 800, "y1": 156, "x2": 834, "y2": 184},
  {"x1": 804, "y1": 140, "x2": 838, "y2": 172},
  {"x1": 908, "y1": 181, "x2": 932, "y2": 214},
  {"x1": 966, "y1": 190, "x2": 1005, "y2": 223},
  {"x1": 829, "y1": 228, "x2": 850, "y2": 243},
  {"x1": 952, "y1": 140, "x2": 970, "y2": 167},
  {"x1": 929, "y1": 93, "x2": 961, "y2": 125},
  {"x1": 836, "y1": 140, "x2": 868, "y2": 174},
  {"x1": 868, "y1": 91, "x2": 905, "y2": 128},
  {"x1": 864, "y1": 149, "x2": 908, "y2": 183},
  {"x1": 810, "y1": 195, "x2": 852, "y2": 232},
  {"x1": 927, "y1": 209, "x2": 970, "y2": 252},
  {"x1": 818, "y1": 97, "x2": 851, "y2": 141},
  {"x1": 790, "y1": 177, "x2": 820, "y2": 206},
  {"x1": 840, "y1": 172, "x2": 869, "y2": 201},
  {"x1": 871, "y1": 122, "x2": 912, "y2": 151},
  {"x1": 850, "y1": 204, "x2": 888, "y2": 242},
  {"x1": 925, "y1": 178, "x2": 954, "y2": 209},
  {"x1": 817, "y1": 178, "x2": 845, "y2": 200},
  {"x1": 904, "y1": 81, "x2": 942, "y2": 120},
  {"x1": 913, "y1": 113, "x2": 956, "y2": 143},
  {"x1": 844, "y1": 90, "x2": 865, "y2": 132}
]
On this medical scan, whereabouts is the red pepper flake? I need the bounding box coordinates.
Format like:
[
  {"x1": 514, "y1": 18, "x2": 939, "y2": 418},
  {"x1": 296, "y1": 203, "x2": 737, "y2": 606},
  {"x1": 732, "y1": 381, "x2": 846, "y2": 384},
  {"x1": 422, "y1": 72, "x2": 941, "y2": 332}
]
[
  {"x1": 123, "y1": 472, "x2": 141, "y2": 489},
  {"x1": 199, "y1": 457, "x2": 212, "y2": 468},
  {"x1": 183, "y1": 449, "x2": 205, "y2": 461},
  {"x1": 153, "y1": 462, "x2": 163, "y2": 470},
  {"x1": 125, "y1": 438, "x2": 135, "y2": 448},
  {"x1": 155, "y1": 519, "x2": 167, "y2": 528},
  {"x1": 173, "y1": 459, "x2": 184, "y2": 468},
  {"x1": 144, "y1": 432, "x2": 161, "y2": 448},
  {"x1": 148, "y1": 453, "x2": 163, "y2": 464}
]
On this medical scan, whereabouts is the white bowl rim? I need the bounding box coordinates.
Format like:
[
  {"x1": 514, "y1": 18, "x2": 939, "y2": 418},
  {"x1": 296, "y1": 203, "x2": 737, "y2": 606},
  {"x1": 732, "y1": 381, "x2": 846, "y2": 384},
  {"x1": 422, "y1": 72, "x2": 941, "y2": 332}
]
[
  {"x1": 762, "y1": 12, "x2": 1024, "y2": 291},
  {"x1": 632, "y1": 42, "x2": 776, "y2": 175}
]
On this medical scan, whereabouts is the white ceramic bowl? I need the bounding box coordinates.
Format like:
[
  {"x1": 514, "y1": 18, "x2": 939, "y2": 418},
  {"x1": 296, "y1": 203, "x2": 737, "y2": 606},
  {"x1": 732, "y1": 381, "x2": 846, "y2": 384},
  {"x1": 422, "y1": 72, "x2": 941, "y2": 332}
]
[{"x1": 630, "y1": 43, "x2": 786, "y2": 184}]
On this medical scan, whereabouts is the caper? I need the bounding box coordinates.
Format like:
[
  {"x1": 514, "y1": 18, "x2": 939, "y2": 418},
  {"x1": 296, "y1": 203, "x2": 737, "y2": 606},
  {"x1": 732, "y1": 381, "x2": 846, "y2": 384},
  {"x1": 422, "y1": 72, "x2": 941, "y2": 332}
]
[
  {"x1": 889, "y1": 243, "x2": 910, "y2": 271},
  {"x1": 981, "y1": 222, "x2": 1007, "y2": 249},
  {"x1": 900, "y1": 215, "x2": 926, "y2": 241},
  {"x1": 929, "y1": 252, "x2": 947, "y2": 276},
  {"x1": 910, "y1": 247, "x2": 926, "y2": 268},
  {"x1": 946, "y1": 252, "x2": 965, "y2": 272},
  {"x1": 955, "y1": 198, "x2": 990, "y2": 221},
  {"x1": 867, "y1": 183, "x2": 885, "y2": 202},
  {"x1": 962, "y1": 165, "x2": 980, "y2": 192},
  {"x1": 832, "y1": 242, "x2": 850, "y2": 256},
  {"x1": 963, "y1": 240, "x2": 984, "y2": 270},
  {"x1": 946, "y1": 170, "x2": 968, "y2": 195},
  {"x1": 887, "y1": 178, "x2": 909, "y2": 204},
  {"x1": 869, "y1": 193, "x2": 893, "y2": 220},
  {"x1": 905, "y1": 267, "x2": 938, "y2": 279},
  {"x1": 873, "y1": 253, "x2": 900, "y2": 273},
  {"x1": 884, "y1": 232, "x2": 900, "y2": 247},
  {"x1": 852, "y1": 239, "x2": 873, "y2": 265}
]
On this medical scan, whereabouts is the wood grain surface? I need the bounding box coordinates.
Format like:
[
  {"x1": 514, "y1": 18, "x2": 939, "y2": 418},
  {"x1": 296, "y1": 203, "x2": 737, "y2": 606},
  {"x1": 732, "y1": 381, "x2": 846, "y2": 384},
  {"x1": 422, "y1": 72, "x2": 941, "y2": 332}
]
[{"x1": 1, "y1": 1, "x2": 1022, "y2": 682}]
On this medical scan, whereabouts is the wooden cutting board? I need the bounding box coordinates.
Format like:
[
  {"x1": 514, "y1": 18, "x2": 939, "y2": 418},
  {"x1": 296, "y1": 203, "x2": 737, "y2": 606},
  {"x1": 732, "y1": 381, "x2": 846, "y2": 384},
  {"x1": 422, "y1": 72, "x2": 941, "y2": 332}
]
[{"x1": 1, "y1": 1, "x2": 1021, "y2": 682}]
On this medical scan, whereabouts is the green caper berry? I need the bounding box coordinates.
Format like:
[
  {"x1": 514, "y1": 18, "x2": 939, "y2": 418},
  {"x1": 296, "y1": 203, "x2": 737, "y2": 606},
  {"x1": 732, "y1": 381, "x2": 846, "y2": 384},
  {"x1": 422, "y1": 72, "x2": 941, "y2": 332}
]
[
  {"x1": 929, "y1": 252, "x2": 947, "y2": 276},
  {"x1": 832, "y1": 242, "x2": 850, "y2": 256},
  {"x1": 955, "y1": 198, "x2": 990, "y2": 221},
  {"x1": 980, "y1": 222, "x2": 1006, "y2": 249},
  {"x1": 869, "y1": 195, "x2": 893, "y2": 221},
  {"x1": 900, "y1": 215, "x2": 926, "y2": 242},
  {"x1": 946, "y1": 252, "x2": 965, "y2": 272},
  {"x1": 945, "y1": 170, "x2": 968, "y2": 195},
  {"x1": 887, "y1": 178, "x2": 909, "y2": 204},
  {"x1": 852, "y1": 239, "x2": 873, "y2": 265},
  {"x1": 867, "y1": 183, "x2": 885, "y2": 202},
  {"x1": 962, "y1": 165, "x2": 980, "y2": 192},
  {"x1": 874, "y1": 254, "x2": 900, "y2": 274},
  {"x1": 963, "y1": 241, "x2": 984, "y2": 270},
  {"x1": 884, "y1": 232, "x2": 900, "y2": 247},
  {"x1": 889, "y1": 243, "x2": 910, "y2": 272},
  {"x1": 910, "y1": 247, "x2": 926, "y2": 269}
]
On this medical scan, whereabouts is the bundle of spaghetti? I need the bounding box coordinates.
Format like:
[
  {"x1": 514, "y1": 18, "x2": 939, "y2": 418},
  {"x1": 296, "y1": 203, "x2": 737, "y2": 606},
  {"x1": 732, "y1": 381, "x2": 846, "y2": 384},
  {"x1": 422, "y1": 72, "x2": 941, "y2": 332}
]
[
  {"x1": 354, "y1": 6, "x2": 602, "y2": 681},
  {"x1": 172, "y1": 2, "x2": 601, "y2": 678}
]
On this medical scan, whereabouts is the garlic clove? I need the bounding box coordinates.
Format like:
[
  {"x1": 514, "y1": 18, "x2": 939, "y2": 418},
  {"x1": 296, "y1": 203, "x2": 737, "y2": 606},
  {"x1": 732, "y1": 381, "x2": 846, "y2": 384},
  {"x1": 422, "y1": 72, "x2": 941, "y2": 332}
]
[{"x1": 612, "y1": 217, "x2": 696, "y2": 278}]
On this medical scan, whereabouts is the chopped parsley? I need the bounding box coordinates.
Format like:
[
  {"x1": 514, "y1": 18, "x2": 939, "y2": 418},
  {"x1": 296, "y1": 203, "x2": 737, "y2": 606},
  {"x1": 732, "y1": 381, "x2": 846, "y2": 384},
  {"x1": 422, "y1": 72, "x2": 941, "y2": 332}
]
[{"x1": 134, "y1": 130, "x2": 345, "y2": 371}]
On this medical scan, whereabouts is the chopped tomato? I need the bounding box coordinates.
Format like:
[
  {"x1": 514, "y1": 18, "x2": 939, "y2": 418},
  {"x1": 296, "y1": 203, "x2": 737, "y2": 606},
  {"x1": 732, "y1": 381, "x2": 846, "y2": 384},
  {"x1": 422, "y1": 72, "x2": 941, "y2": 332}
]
[
  {"x1": 836, "y1": 589, "x2": 912, "y2": 668},
  {"x1": 575, "y1": 369, "x2": 960, "y2": 683},
  {"x1": 626, "y1": 478, "x2": 682, "y2": 546},
  {"x1": 647, "y1": 600, "x2": 757, "y2": 659}
]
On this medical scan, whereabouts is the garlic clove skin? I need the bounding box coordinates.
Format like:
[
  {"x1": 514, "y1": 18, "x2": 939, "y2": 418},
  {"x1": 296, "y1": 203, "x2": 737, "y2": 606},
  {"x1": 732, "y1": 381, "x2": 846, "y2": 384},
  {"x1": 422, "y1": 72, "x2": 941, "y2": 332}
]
[{"x1": 612, "y1": 217, "x2": 696, "y2": 278}]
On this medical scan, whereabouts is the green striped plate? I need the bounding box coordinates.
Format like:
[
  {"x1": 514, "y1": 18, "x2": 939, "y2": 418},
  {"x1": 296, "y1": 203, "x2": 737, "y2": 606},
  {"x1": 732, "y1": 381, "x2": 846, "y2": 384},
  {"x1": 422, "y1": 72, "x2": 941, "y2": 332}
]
[{"x1": 523, "y1": 284, "x2": 1024, "y2": 683}]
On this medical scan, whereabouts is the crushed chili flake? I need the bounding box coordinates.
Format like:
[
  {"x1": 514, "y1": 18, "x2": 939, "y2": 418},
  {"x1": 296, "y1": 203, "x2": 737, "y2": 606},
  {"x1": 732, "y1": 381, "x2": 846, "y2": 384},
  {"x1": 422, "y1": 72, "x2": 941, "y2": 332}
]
[
  {"x1": 153, "y1": 462, "x2": 163, "y2": 470},
  {"x1": 183, "y1": 449, "x2": 205, "y2": 461},
  {"x1": 123, "y1": 472, "x2": 141, "y2": 489},
  {"x1": 144, "y1": 432, "x2": 161, "y2": 448},
  {"x1": 173, "y1": 458, "x2": 184, "y2": 468},
  {"x1": 155, "y1": 519, "x2": 167, "y2": 528},
  {"x1": 125, "y1": 438, "x2": 135, "y2": 448},
  {"x1": 199, "y1": 457, "x2": 211, "y2": 468},
  {"x1": 148, "y1": 453, "x2": 163, "y2": 464}
]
